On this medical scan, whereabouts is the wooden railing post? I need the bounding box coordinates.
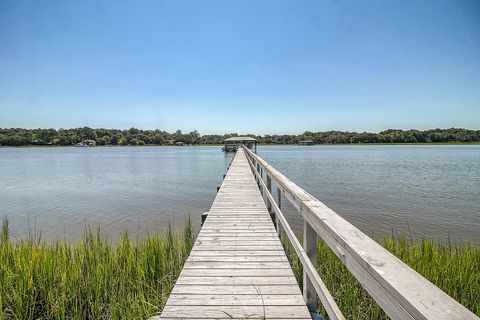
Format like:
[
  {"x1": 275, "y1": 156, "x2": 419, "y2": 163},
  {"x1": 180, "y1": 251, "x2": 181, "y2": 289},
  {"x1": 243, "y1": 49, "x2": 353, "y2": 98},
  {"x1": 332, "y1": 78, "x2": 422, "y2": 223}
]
[
  {"x1": 276, "y1": 187, "x2": 282, "y2": 234},
  {"x1": 266, "y1": 175, "x2": 272, "y2": 212},
  {"x1": 303, "y1": 220, "x2": 317, "y2": 312},
  {"x1": 266, "y1": 174, "x2": 275, "y2": 226},
  {"x1": 259, "y1": 167, "x2": 264, "y2": 195},
  {"x1": 256, "y1": 163, "x2": 261, "y2": 187}
]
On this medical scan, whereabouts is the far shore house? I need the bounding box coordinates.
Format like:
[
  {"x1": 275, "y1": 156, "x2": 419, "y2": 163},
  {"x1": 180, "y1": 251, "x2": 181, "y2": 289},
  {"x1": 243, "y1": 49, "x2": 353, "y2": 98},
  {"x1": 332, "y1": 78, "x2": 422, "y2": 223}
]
[
  {"x1": 298, "y1": 140, "x2": 315, "y2": 146},
  {"x1": 30, "y1": 139, "x2": 52, "y2": 146},
  {"x1": 223, "y1": 137, "x2": 257, "y2": 153},
  {"x1": 75, "y1": 139, "x2": 96, "y2": 147}
]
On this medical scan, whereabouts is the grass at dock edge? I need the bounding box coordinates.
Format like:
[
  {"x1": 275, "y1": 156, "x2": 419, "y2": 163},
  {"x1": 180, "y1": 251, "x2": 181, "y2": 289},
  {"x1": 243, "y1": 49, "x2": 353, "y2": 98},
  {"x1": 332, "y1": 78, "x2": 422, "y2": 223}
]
[
  {"x1": 283, "y1": 233, "x2": 479, "y2": 319},
  {"x1": 0, "y1": 218, "x2": 193, "y2": 319},
  {"x1": 1, "y1": 217, "x2": 478, "y2": 319}
]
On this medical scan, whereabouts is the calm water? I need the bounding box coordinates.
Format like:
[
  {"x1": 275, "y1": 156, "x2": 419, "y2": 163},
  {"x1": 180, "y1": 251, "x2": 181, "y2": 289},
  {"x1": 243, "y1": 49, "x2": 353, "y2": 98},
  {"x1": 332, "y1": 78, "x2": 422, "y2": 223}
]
[{"x1": 0, "y1": 145, "x2": 479, "y2": 244}]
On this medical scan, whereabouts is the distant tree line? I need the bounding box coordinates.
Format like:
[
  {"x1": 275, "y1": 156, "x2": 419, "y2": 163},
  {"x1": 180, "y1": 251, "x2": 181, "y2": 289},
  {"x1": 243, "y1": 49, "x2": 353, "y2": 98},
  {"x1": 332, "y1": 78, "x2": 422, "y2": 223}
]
[{"x1": 0, "y1": 127, "x2": 479, "y2": 146}]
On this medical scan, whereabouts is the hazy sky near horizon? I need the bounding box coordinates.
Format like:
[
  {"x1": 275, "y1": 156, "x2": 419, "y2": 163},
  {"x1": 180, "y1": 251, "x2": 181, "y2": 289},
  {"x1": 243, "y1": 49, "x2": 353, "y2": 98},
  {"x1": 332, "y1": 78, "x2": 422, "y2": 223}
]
[{"x1": 0, "y1": 0, "x2": 479, "y2": 134}]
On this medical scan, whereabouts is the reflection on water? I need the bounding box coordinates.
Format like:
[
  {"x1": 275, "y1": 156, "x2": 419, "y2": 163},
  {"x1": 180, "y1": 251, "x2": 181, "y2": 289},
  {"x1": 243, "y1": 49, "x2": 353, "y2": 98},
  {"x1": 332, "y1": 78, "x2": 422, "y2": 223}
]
[{"x1": 0, "y1": 145, "x2": 478, "y2": 244}]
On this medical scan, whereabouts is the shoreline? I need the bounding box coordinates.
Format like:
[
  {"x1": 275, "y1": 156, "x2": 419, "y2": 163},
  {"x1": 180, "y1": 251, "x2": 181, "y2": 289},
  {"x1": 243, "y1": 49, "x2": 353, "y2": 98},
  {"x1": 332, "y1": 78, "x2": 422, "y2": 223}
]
[{"x1": 1, "y1": 142, "x2": 480, "y2": 148}]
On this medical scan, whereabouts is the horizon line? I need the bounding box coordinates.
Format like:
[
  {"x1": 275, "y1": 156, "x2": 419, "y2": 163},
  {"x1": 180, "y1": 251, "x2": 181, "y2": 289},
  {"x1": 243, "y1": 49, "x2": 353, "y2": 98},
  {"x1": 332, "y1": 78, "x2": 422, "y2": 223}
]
[{"x1": 1, "y1": 126, "x2": 480, "y2": 136}]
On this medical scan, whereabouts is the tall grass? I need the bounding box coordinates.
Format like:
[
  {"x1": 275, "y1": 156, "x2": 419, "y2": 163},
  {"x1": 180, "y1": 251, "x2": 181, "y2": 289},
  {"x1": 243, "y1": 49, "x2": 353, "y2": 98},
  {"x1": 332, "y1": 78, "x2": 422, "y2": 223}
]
[
  {"x1": 2, "y1": 216, "x2": 478, "y2": 319},
  {"x1": 0, "y1": 218, "x2": 194, "y2": 320},
  {"x1": 284, "y1": 234, "x2": 480, "y2": 319}
]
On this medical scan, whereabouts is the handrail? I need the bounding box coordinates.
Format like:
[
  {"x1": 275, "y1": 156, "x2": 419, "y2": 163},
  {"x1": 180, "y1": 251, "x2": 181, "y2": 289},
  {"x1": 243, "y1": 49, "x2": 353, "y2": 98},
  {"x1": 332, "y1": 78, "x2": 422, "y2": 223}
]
[
  {"x1": 242, "y1": 146, "x2": 478, "y2": 320},
  {"x1": 245, "y1": 149, "x2": 345, "y2": 320}
]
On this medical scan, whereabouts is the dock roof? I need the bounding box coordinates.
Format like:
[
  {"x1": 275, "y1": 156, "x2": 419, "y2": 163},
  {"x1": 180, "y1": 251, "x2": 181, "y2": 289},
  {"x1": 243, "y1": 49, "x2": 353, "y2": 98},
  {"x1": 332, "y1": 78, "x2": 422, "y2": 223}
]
[{"x1": 224, "y1": 136, "x2": 257, "y2": 142}]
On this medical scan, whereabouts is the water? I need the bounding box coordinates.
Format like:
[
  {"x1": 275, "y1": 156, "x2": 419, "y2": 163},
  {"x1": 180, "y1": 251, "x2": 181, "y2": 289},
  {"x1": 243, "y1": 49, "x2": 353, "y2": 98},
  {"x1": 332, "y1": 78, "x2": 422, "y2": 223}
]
[
  {"x1": 0, "y1": 145, "x2": 479, "y2": 244},
  {"x1": 0, "y1": 147, "x2": 231, "y2": 241}
]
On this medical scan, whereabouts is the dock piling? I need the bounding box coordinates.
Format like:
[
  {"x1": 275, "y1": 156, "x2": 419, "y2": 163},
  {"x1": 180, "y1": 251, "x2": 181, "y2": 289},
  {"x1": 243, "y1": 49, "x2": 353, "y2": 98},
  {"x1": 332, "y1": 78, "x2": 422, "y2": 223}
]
[{"x1": 303, "y1": 220, "x2": 318, "y2": 312}]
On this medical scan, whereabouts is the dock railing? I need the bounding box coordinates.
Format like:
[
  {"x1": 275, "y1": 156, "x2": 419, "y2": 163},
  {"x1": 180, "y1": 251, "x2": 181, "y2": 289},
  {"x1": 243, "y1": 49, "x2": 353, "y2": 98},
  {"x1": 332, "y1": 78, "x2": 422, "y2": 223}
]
[{"x1": 243, "y1": 146, "x2": 478, "y2": 320}]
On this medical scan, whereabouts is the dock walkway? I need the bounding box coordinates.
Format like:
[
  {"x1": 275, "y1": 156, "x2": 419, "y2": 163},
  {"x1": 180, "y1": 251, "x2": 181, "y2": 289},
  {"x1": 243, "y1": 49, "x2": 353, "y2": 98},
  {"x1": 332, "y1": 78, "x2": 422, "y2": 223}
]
[
  {"x1": 156, "y1": 147, "x2": 477, "y2": 320},
  {"x1": 157, "y1": 148, "x2": 311, "y2": 319}
]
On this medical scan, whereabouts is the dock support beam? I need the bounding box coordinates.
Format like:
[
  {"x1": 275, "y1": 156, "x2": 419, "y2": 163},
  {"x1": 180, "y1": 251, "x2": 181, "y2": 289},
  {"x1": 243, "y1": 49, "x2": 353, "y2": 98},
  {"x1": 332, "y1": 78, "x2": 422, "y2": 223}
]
[
  {"x1": 266, "y1": 174, "x2": 275, "y2": 225},
  {"x1": 303, "y1": 220, "x2": 318, "y2": 312},
  {"x1": 201, "y1": 212, "x2": 209, "y2": 227},
  {"x1": 256, "y1": 163, "x2": 261, "y2": 184},
  {"x1": 276, "y1": 187, "x2": 282, "y2": 234}
]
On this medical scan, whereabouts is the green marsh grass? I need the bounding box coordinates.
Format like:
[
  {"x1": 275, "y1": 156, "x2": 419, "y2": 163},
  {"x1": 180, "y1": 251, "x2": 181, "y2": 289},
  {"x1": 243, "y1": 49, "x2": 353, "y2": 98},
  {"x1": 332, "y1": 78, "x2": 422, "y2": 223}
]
[
  {"x1": 0, "y1": 218, "x2": 193, "y2": 319},
  {"x1": 283, "y1": 234, "x2": 479, "y2": 319},
  {"x1": 1, "y1": 216, "x2": 478, "y2": 320}
]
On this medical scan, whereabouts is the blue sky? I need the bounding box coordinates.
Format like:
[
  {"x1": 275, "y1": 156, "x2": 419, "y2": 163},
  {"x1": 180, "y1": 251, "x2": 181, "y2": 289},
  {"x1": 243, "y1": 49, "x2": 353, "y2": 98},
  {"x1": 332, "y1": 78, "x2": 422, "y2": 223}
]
[{"x1": 0, "y1": 0, "x2": 479, "y2": 134}]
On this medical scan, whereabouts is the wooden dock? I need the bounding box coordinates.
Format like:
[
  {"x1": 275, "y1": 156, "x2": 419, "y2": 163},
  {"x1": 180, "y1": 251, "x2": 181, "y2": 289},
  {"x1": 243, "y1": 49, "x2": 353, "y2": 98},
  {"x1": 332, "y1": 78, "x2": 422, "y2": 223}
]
[
  {"x1": 155, "y1": 146, "x2": 478, "y2": 320},
  {"x1": 156, "y1": 148, "x2": 312, "y2": 319}
]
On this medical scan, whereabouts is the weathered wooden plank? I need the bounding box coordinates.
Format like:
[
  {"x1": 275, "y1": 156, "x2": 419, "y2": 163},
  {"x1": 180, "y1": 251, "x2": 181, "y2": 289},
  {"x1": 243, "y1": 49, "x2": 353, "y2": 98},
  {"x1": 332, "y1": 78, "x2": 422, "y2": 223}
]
[
  {"x1": 196, "y1": 235, "x2": 279, "y2": 239},
  {"x1": 196, "y1": 236, "x2": 277, "y2": 245},
  {"x1": 205, "y1": 219, "x2": 270, "y2": 222},
  {"x1": 200, "y1": 221, "x2": 273, "y2": 225},
  {"x1": 187, "y1": 255, "x2": 289, "y2": 262},
  {"x1": 196, "y1": 238, "x2": 280, "y2": 242},
  {"x1": 208, "y1": 208, "x2": 266, "y2": 211},
  {"x1": 191, "y1": 246, "x2": 284, "y2": 251},
  {"x1": 194, "y1": 240, "x2": 282, "y2": 246},
  {"x1": 159, "y1": 306, "x2": 311, "y2": 318},
  {"x1": 199, "y1": 225, "x2": 275, "y2": 229},
  {"x1": 207, "y1": 213, "x2": 268, "y2": 215},
  {"x1": 207, "y1": 214, "x2": 267, "y2": 216},
  {"x1": 174, "y1": 276, "x2": 300, "y2": 285},
  {"x1": 180, "y1": 268, "x2": 295, "y2": 277},
  {"x1": 166, "y1": 294, "x2": 306, "y2": 306},
  {"x1": 157, "y1": 318, "x2": 310, "y2": 320},
  {"x1": 183, "y1": 261, "x2": 292, "y2": 269},
  {"x1": 188, "y1": 250, "x2": 287, "y2": 257},
  {"x1": 197, "y1": 232, "x2": 279, "y2": 237},
  {"x1": 171, "y1": 284, "x2": 302, "y2": 295},
  {"x1": 199, "y1": 221, "x2": 272, "y2": 225},
  {"x1": 198, "y1": 229, "x2": 276, "y2": 233}
]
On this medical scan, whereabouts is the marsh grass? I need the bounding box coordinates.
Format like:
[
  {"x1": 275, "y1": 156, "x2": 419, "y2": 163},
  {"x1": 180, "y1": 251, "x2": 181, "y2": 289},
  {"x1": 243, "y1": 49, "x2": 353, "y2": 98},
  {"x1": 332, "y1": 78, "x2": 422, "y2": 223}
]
[
  {"x1": 0, "y1": 217, "x2": 194, "y2": 320},
  {"x1": 283, "y1": 234, "x2": 480, "y2": 319},
  {"x1": 2, "y1": 216, "x2": 478, "y2": 320}
]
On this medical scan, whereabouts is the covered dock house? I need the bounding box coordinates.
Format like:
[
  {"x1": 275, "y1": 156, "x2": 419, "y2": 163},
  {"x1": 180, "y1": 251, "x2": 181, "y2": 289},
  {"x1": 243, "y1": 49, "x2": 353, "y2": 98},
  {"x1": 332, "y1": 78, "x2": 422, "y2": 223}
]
[
  {"x1": 298, "y1": 140, "x2": 315, "y2": 146},
  {"x1": 223, "y1": 136, "x2": 257, "y2": 153}
]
